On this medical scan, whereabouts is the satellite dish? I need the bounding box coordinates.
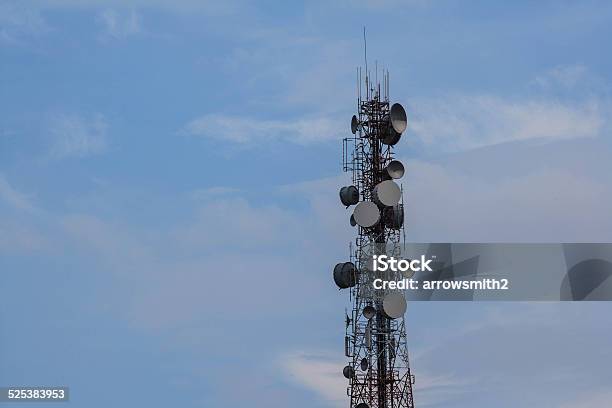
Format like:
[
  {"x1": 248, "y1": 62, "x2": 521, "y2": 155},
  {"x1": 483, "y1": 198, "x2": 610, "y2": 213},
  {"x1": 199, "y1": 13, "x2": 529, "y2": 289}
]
[
  {"x1": 390, "y1": 103, "x2": 407, "y2": 134},
  {"x1": 373, "y1": 180, "x2": 401, "y2": 207},
  {"x1": 382, "y1": 130, "x2": 401, "y2": 146},
  {"x1": 353, "y1": 201, "x2": 380, "y2": 228},
  {"x1": 340, "y1": 186, "x2": 360, "y2": 207},
  {"x1": 350, "y1": 214, "x2": 357, "y2": 227},
  {"x1": 362, "y1": 305, "x2": 376, "y2": 319},
  {"x1": 385, "y1": 160, "x2": 405, "y2": 179},
  {"x1": 360, "y1": 358, "x2": 368, "y2": 371},
  {"x1": 380, "y1": 103, "x2": 407, "y2": 145},
  {"x1": 343, "y1": 365, "x2": 355, "y2": 379},
  {"x1": 351, "y1": 115, "x2": 359, "y2": 134},
  {"x1": 353, "y1": 201, "x2": 380, "y2": 227},
  {"x1": 333, "y1": 262, "x2": 357, "y2": 289},
  {"x1": 383, "y1": 292, "x2": 407, "y2": 319},
  {"x1": 383, "y1": 204, "x2": 404, "y2": 229}
]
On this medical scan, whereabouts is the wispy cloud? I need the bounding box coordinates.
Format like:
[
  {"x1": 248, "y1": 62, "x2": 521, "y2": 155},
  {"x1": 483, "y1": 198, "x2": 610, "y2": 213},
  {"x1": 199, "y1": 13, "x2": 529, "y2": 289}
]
[
  {"x1": 0, "y1": 174, "x2": 36, "y2": 212},
  {"x1": 19, "y1": 0, "x2": 243, "y2": 15},
  {"x1": 409, "y1": 94, "x2": 606, "y2": 153},
  {"x1": 48, "y1": 113, "x2": 108, "y2": 159},
  {"x1": 406, "y1": 65, "x2": 612, "y2": 153},
  {"x1": 0, "y1": 174, "x2": 44, "y2": 252},
  {"x1": 0, "y1": 1, "x2": 48, "y2": 45},
  {"x1": 280, "y1": 351, "x2": 346, "y2": 407},
  {"x1": 406, "y1": 302, "x2": 612, "y2": 407},
  {"x1": 189, "y1": 186, "x2": 241, "y2": 200},
  {"x1": 559, "y1": 389, "x2": 612, "y2": 408},
  {"x1": 54, "y1": 189, "x2": 340, "y2": 329},
  {"x1": 173, "y1": 197, "x2": 303, "y2": 250},
  {"x1": 400, "y1": 156, "x2": 612, "y2": 242},
  {"x1": 183, "y1": 113, "x2": 344, "y2": 145},
  {"x1": 96, "y1": 9, "x2": 141, "y2": 41},
  {"x1": 533, "y1": 64, "x2": 590, "y2": 90},
  {"x1": 279, "y1": 349, "x2": 475, "y2": 408},
  {"x1": 412, "y1": 372, "x2": 475, "y2": 408}
]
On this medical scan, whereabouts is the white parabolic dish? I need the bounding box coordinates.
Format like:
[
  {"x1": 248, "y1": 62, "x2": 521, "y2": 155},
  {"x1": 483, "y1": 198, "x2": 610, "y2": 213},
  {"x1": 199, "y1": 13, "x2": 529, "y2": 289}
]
[
  {"x1": 386, "y1": 160, "x2": 405, "y2": 179},
  {"x1": 383, "y1": 292, "x2": 407, "y2": 319},
  {"x1": 373, "y1": 180, "x2": 401, "y2": 207},
  {"x1": 353, "y1": 201, "x2": 380, "y2": 227}
]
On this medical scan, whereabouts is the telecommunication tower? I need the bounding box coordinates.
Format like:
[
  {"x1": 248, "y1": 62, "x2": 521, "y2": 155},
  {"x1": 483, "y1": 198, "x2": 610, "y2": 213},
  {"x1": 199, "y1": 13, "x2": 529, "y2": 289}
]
[{"x1": 334, "y1": 58, "x2": 415, "y2": 408}]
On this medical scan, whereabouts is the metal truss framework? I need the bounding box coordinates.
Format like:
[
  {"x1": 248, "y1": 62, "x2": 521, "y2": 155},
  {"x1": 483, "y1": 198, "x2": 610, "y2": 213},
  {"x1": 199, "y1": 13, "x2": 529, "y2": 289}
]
[{"x1": 341, "y1": 69, "x2": 415, "y2": 408}]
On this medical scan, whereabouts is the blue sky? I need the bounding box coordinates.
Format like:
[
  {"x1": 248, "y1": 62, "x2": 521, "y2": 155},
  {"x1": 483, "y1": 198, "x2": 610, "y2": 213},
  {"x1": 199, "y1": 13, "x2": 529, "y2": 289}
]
[{"x1": 1, "y1": 1, "x2": 612, "y2": 407}]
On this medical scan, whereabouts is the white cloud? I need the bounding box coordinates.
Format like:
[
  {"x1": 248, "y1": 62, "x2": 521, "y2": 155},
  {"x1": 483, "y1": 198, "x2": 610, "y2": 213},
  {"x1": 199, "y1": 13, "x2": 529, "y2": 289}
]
[
  {"x1": 55, "y1": 191, "x2": 343, "y2": 329},
  {"x1": 96, "y1": 9, "x2": 141, "y2": 41},
  {"x1": 401, "y1": 157, "x2": 612, "y2": 242},
  {"x1": 340, "y1": 0, "x2": 431, "y2": 8},
  {"x1": 280, "y1": 351, "x2": 346, "y2": 407},
  {"x1": 1, "y1": 0, "x2": 236, "y2": 47},
  {"x1": 190, "y1": 186, "x2": 241, "y2": 200},
  {"x1": 19, "y1": 0, "x2": 242, "y2": 15},
  {"x1": 187, "y1": 66, "x2": 611, "y2": 150},
  {"x1": 406, "y1": 302, "x2": 612, "y2": 407},
  {"x1": 0, "y1": 1, "x2": 48, "y2": 45},
  {"x1": 0, "y1": 174, "x2": 47, "y2": 252},
  {"x1": 559, "y1": 389, "x2": 612, "y2": 408},
  {"x1": 173, "y1": 197, "x2": 303, "y2": 250},
  {"x1": 48, "y1": 113, "x2": 108, "y2": 159},
  {"x1": 0, "y1": 174, "x2": 36, "y2": 212},
  {"x1": 533, "y1": 64, "x2": 590, "y2": 90},
  {"x1": 408, "y1": 94, "x2": 606, "y2": 152},
  {"x1": 413, "y1": 373, "x2": 474, "y2": 408},
  {"x1": 281, "y1": 349, "x2": 475, "y2": 408},
  {"x1": 60, "y1": 214, "x2": 153, "y2": 269},
  {"x1": 184, "y1": 113, "x2": 344, "y2": 145},
  {"x1": 0, "y1": 222, "x2": 47, "y2": 252}
]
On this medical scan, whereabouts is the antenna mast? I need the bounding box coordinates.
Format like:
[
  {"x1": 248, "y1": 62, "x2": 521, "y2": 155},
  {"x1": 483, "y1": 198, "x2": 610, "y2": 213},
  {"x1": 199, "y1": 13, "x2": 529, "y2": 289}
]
[{"x1": 336, "y1": 39, "x2": 415, "y2": 408}]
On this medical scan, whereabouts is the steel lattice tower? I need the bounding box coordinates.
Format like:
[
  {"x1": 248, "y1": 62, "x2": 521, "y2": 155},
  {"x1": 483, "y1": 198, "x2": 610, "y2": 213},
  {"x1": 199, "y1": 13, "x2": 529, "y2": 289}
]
[{"x1": 335, "y1": 66, "x2": 415, "y2": 408}]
